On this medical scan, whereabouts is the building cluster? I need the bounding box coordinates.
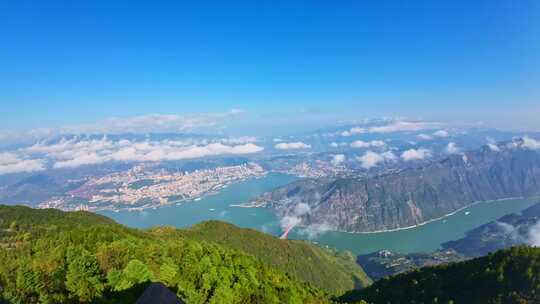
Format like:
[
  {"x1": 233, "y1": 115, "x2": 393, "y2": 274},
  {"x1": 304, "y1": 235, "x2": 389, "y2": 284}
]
[{"x1": 39, "y1": 163, "x2": 266, "y2": 211}]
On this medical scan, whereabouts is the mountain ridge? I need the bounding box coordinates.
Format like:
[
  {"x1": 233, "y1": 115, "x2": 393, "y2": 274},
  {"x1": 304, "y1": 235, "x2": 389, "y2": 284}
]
[
  {"x1": 256, "y1": 139, "x2": 540, "y2": 232},
  {"x1": 176, "y1": 220, "x2": 371, "y2": 292}
]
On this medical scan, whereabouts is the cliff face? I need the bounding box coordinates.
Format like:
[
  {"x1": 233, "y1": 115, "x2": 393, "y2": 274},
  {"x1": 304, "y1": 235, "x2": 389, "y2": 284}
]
[{"x1": 260, "y1": 140, "x2": 540, "y2": 232}]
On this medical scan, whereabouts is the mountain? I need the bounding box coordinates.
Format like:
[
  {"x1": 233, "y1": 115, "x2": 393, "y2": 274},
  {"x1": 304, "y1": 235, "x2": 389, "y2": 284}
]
[
  {"x1": 0, "y1": 174, "x2": 65, "y2": 205},
  {"x1": 177, "y1": 221, "x2": 371, "y2": 292},
  {"x1": 255, "y1": 139, "x2": 540, "y2": 232},
  {"x1": 0, "y1": 205, "x2": 352, "y2": 303},
  {"x1": 342, "y1": 246, "x2": 540, "y2": 304}
]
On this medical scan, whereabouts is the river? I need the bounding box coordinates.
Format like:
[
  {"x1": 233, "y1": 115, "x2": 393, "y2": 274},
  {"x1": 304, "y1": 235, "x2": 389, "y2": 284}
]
[{"x1": 101, "y1": 173, "x2": 539, "y2": 254}]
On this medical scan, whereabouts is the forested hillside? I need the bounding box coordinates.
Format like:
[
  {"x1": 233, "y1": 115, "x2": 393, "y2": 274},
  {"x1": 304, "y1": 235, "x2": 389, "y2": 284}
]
[
  {"x1": 178, "y1": 221, "x2": 371, "y2": 292},
  {"x1": 2, "y1": 205, "x2": 540, "y2": 304},
  {"x1": 0, "y1": 206, "x2": 329, "y2": 303},
  {"x1": 342, "y1": 246, "x2": 540, "y2": 304}
]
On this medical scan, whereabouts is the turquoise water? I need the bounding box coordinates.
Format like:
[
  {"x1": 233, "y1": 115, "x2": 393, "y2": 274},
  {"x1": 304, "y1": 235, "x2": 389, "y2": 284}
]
[
  {"x1": 102, "y1": 173, "x2": 539, "y2": 255},
  {"x1": 296, "y1": 197, "x2": 539, "y2": 254},
  {"x1": 100, "y1": 173, "x2": 295, "y2": 231}
]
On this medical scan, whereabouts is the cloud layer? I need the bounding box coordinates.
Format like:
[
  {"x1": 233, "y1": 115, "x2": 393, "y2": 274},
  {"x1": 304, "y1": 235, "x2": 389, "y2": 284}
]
[
  {"x1": 58, "y1": 110, "x2": 245, "y2": 135},
  {"x1": 350, "y1": 140, "x2": 386, "y2": 148},
  {"x1": 0, "y1": 152, "x2": 45, "y2": 175},
  {"x1": 528, "y1": 221, "x2": 540, "y2": 246},
  {"x1": 342, "y1": 121, "x2": 440, "y2": 136},
  {"x1": 357, "y1": 150, "x2": 396, "y2": 169},
  {"x1": 331, "y1": 154, "x2": 346, "y2": 166},
  {"x1": 1, "y1": 110, "x2": 246, "y2": 144},
  {"x1": 0, "y1": 137, "x2": 264, "y2": 174},
  {"x1": 401, "y1": 148, "x2": 432, "y2": 161},
  {"x1": 523, "y1": 136, "x2": 540, "y2": 150},
  {"x1": 274, "y1": 142, "x2": 311, "y2": 150},
  {"x1": 446, "y1": 142, "x2": 461, "y2": 154}
]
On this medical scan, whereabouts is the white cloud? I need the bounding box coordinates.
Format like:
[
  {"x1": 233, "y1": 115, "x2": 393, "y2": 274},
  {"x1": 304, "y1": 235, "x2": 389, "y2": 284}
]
[
  {"x1": 0, "y1": 152, "x2": 20, "y2": 165},
  {"x1": 2, "y1": 110, "x2": 246, "y2": 144},
  {"x1": 279, "y1": 202, "x2": 312, "y2": 232},
  {"x1": 401, "y1": 148, "x2": 432, "y2": 161},
  {"x1": 280, "y1": 216, "x2": 302, "y2": 231},
  {"x1": 59, "y1": 110, "x2": 245, "y2": 135},
  {"x1": 446, "y1": 142, "x2": 461, "y2": 154},
  {"x1": 369, "y1": 121, "x2": 439, "y2": 133},
  {"x1": 297, "y1": 223, "x2": 334, "y2": 239},
  {"x1": 57, "y1": 142, "x2": 263, "y2": 168},
  {"x1": 331, "y1": 154, "x2": 346, "y2": 166},
  {"x1": 350, "y1": 140, "x2": 386, "y2": 148},
  {"x1": 341, "y1": 127, "x2": 366, "y2": 137},
  {"x1": 294, "y1": 203, "x2": 311, "y2": 216},
  {"x1": 219, "y1": 136, "x2": 257, "y2": 144},
  {"x1": 23, "y1": 137, "x2": 264, "y2": 169},
  {"x1": 522, "y1": 136, "x2": 540, "y2": 150},
  {"x1": 487, "y1": 143, "x2": 500, "y2": 152},
  {"x1": 341, "y1": 121, "x2": 439, "y2": 137},
  {"x1": 485, "y1": 137, "x2": 501, "y2": 152},
  {"x1": 0, "y1": 152, "x2": 45, "y2": 175},
  {"x1": 433, "y1": 130, "x2": 449, "y2": 137},
  {"x1": 0, "y1": 136, "x2": 264, "y2": 174},
  {"x1": 357, "y1": 150, "x2": 396, "y2": 169},
  {"x1": 330, "y1": 142, "x2": 347, "y2": 148},
  {"x1": 528, "y1": 220, "x2": 540, "y2": 246},
  {"x1": 417, "y1": 133, "x2": 433, "y2": 140},
  {"x1": 274, "y1": 142, "x2": 311, "y2": 150}
]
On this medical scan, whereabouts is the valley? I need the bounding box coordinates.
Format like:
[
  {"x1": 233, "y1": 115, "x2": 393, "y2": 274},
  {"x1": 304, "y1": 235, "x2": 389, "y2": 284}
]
[
  {"x1": 102, "y1": 172, "x2": 540, "y2": 255},
  {"x1": 254, "y1": 139, "x2": 540, "y2": 233}
]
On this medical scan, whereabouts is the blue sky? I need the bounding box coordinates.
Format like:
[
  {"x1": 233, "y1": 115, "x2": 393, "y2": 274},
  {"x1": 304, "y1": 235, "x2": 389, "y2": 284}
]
[{"x1": 1, "y1": 0, "x2": 539, "y2": 132}]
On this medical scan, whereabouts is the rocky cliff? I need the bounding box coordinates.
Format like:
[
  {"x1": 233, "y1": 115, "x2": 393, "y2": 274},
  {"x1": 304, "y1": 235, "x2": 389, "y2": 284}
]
[{"x1": 258, "y1": 139, "x2": 540, "y2": 232}]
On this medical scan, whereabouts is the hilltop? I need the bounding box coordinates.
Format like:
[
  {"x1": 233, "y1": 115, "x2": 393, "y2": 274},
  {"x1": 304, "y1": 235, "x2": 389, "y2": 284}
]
[
  {"x1": 1, "y1": 205, "x2": 540, "y2": 303},
  {"x1": 177, "y1": 221, "x2": 371, "y2": 292},
  {"x1": 0, "y1": 205, "x2": 330, "y2": 303}
]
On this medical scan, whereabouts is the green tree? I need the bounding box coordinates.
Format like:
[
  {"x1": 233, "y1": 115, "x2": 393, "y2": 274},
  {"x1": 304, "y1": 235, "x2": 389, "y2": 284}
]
[
  {"x1": 65, "y1": 247, "x2": 104, "y2": 302},
  {"x1": 159, "y1": 258, "x2": 178, "y2": 287},
  {"x1": 15, "y1": 262, "x2": 38, "y2": 302},
  {"x1": 113, "y1": 259, "x2": 153, "y2": 291},
  {"x1": 9, "y1": 220, "x2": 19, "y2": 231}
]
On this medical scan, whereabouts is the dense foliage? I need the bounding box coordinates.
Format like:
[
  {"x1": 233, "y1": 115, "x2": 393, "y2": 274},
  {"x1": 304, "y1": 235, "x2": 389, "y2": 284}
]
[
  {"x1": 178, "y1": 221, "x2": 371, "y2": 293},
  {"x1": 341, "y1": 246, "x2": 540, "y2": 304},
  {"x1": 0, "y1": 206, "x2": 329, "y2": 303},
  {"x1": 3, "y1": 205, "x2": 540, "y2": 304}
]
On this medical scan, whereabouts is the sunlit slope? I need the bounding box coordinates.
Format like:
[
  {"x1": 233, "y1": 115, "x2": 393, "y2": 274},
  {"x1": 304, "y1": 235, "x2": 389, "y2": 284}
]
[
  {"x1": 178, "y1": 220, "x2": 372, "y2": 293},
  {"x1": 0, "y1": 205, "x2": 330, "y2": 303}
]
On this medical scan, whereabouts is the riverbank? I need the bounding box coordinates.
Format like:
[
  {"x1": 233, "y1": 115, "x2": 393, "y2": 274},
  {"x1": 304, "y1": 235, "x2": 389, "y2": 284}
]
[{"x1": 337, "y1": 196, "x2": 539, "y2": 235}]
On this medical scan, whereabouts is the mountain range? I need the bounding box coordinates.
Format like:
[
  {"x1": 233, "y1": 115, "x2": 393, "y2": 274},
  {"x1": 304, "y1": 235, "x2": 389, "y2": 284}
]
[{"x1": 255, "y1": 138, "x2": 540, "y2": 232}]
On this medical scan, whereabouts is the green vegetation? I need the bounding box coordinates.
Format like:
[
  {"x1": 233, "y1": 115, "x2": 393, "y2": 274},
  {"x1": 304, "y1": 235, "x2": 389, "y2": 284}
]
[
  {"x1": 178, "y1": 221, "x2": 371, "y2": 293},
  {"x1": 341, "y1": 246, "x2": 540, "y2": 304},
  {"x1": 0, "y1": 205, "x2": 329, "y2": 303},
  {"x1": 2, "y1": 205, "x2": 539, "y2": 304}
]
